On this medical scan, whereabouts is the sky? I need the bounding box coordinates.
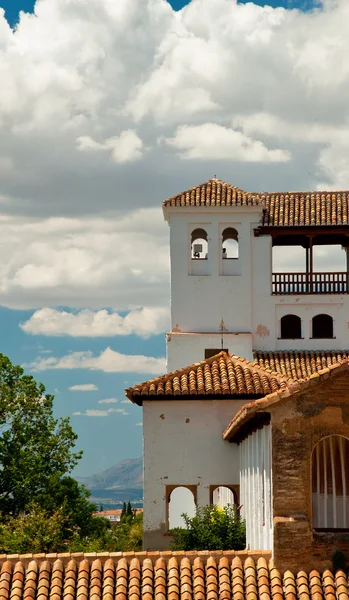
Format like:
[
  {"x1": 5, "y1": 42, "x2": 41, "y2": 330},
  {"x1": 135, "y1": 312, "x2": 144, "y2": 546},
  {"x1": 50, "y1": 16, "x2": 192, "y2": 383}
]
[{"x1": 0, "y1": 0, "x2": 347, "y2": 477}]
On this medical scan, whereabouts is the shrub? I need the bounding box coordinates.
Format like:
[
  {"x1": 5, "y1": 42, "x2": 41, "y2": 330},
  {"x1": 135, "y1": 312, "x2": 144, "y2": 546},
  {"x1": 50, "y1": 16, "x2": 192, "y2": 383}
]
[{"x1": 170, "y1": 505, "x2": 246, "y2": 551}]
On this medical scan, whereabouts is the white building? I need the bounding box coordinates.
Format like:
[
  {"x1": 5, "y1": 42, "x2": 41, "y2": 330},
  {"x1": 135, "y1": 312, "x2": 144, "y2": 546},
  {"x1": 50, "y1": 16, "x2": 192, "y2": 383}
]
[{"x1": 125, "y1": 178, "x2": 349, "y2": 569}]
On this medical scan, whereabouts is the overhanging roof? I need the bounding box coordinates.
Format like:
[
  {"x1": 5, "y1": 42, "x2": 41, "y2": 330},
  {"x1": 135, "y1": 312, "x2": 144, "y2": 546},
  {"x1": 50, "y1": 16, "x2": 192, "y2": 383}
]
[{"x1": 223, "y1": 360, "x2": 349, "y2": 442}]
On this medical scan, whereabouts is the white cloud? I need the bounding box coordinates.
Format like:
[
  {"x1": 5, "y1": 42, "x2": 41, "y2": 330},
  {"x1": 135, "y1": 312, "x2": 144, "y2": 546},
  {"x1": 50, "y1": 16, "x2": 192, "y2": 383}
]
[
  {"x1": 69, "y1": 383, "x2": 99, "y2": 391},
  {"x1": 98, "y1": 398, "x2": 118, "y2": 404},
  {"x1": 136, "y1": 422, "x2": 143, "y2": 427},
  {"x1": 0, "y1": 0, "x2": 347, "y2": 314},
  {"x1": 76, "y1": 130, "x2": 145, "y2": 163},
  {"x1": 121, "y1": 399, "x2": 130, "y2": 404},
  {"x1": 163, "y1": 124, "x2": 290, "y2": 163},
  {"x1": 25, "y1": 347, "x2": 166, "y2": 375},
  {"x1": 20, "y1": 306, "x2": 169, "y2": 337},
  {"x1": 73, "y1": 408, "x2": 128, "y2": 417},
  {"x1": 0, "y1": 209, "x2": 169, "y2": 309}
]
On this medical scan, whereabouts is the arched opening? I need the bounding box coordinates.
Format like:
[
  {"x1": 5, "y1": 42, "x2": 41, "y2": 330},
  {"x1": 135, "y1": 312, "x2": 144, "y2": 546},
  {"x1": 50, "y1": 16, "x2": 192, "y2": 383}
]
[
  {"x1": 312, "y1": 314, "x2": 334, "y2": 339},
  {"x1": 191, "y1": 228, "x2": 208, "y2": 260},
  {"x1": 168, "y1": 486, "x2": 196, "y2": 529},
  {"x1": 212, "y1": 486, "x2": 236, "y2": 509},
  {"x1": 280, "y1": 314, "x2": 302, "y2": 339},
  {"x1": 312, "y1": 436, "x2": 349, "y2": 529},
  {"x1": 222, "y1": 228, "x2": 239, "y2": 259}
]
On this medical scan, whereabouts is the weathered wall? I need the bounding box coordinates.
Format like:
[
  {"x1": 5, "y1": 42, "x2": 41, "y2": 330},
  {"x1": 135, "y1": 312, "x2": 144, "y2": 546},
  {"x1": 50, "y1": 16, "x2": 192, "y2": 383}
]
[
  {"x1": 270, "y1": 371, "x2": 349, "y2": 572},
  {"x1": 143, "y1": 398, "x2": 247, "y2": 550}
]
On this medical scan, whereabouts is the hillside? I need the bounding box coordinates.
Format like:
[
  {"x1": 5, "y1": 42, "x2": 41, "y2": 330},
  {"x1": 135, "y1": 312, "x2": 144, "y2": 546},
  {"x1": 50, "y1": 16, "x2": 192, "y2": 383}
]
[{"x1": 78, "y1": 457, "x2": 143, "y2": 490}]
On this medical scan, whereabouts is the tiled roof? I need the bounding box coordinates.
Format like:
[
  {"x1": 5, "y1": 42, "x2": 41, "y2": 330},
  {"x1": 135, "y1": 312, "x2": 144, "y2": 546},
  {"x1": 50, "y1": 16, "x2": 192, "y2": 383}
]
[
  {"x1": 163, "y1": 178, "x2": 349, "y2": 227},
  {"x1": 125, "y1": 352, "x2": 291, "y2": 404},
  {"x1": 260, "y1": 191, "x2": 349, "y2": 227},
  {"x1": 223, "y1": 360, "x2": 349, "y2": 441},
  {"x1": 163, "y1": 179, "x2": 260, "y2": 208},
  {"x1": 0, "y1": 552, "x2": 346, "y2": 600},
  {"x1": 253, "y1": 350, "x2": 349, "y2": 381}
]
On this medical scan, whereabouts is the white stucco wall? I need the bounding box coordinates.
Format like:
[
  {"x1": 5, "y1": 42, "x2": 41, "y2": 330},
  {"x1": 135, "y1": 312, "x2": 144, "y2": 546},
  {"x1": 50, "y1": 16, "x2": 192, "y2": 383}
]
[
  {"x1": 165, "y1": 205, "x2": 349, "y2": 371},
  {"x1": 166, "y1": 332, "x2": 253, "y2": 372},
  {"x1": 143, "y1": 398, "x2": 247, "y2": 549}
]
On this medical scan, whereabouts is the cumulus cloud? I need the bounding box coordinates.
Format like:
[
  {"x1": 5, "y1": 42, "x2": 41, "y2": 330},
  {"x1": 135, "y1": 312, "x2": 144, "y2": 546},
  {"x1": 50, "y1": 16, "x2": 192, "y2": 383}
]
[
  {"x1": 98, "y1": 398, "x2": 118, "y2": 404},
  {"x1": 20, "y1": 306, "x2": 169, "y2": 337},
  {"x1": 73, "y1": 408, "x2": 128, "y2": 417},
  {"x1": 0, "y1": 0, "x2": 348, "y2": 313},
  {"x1": 163, "y1": 124, "x2": 290, "y2": 162},
  {"x1": 0, "y1": 209, "x2": 169, "y2": 309},
  {"x1": 76, "y1": 130, "x2": 145, "y2": 163},
  {"x1": 69, "y1": 383, "x2": 98, "y2": 391},
  {"x1": 25, "y1": 347, "x2": 166, "y2": 374}
]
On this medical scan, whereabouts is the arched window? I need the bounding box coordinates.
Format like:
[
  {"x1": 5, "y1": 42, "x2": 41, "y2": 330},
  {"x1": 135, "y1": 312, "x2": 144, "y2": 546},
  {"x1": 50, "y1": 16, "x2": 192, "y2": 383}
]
[
  {"x1": 280, "y1": 314, "x2": 302, "y2": 339},
  {"x1": 312, "y1": 314, "x2": 334, "y2": 339},
  {"x1": 312, "y1": 436, "x2": 349, "y2": 529},
  {"x1": 222, "y1": 228, "x2": 239, "y2": 259},
  {"x1": 212, "y1": 486, "x2": 236, "y2": 509},
  {"x1": 168, "y1": 486, "x2": 196, "y2": 529},
  {"x1": 191, "y1": 228, "x2": 208, "y2": 260}
]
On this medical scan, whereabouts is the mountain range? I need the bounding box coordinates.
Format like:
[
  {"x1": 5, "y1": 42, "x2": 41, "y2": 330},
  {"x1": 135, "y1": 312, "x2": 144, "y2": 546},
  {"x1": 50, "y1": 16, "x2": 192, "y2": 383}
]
[
  {"x1": 78, "y1": 457, "x2": 143, "y2": 490},
  {"x1": 77, "y1": 457, "x2": 143, "y2": 508}
]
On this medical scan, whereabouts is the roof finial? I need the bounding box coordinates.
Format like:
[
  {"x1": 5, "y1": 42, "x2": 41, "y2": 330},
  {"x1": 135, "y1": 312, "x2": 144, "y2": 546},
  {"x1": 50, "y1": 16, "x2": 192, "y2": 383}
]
[
  {"x1": 219, "y1": 318, "x2": 228, "y2": 350},
  {"x1": 213, "y1": 174, "x2": 217, "y2": 179}
]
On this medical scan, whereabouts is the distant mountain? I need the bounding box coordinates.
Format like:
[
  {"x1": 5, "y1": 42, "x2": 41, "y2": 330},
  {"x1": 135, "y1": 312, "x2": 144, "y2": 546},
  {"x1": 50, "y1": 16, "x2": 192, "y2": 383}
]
[{"x1": 78, "y1": 457, "x2": 143, "y2": 491}]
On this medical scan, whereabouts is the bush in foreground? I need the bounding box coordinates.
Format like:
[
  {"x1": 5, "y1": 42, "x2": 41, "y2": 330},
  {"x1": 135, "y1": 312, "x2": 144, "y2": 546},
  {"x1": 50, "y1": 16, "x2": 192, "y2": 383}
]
[{"x1": 170, "y1": 505, "x2": 246, "y2": 551}]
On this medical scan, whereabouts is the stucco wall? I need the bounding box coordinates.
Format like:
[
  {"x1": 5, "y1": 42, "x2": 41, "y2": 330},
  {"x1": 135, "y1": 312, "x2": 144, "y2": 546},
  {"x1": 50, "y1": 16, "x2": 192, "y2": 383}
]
[
  {"x1": 166, "y1": 332, "x2": 253, "y2": 372},
  {"x1": 142, "y1": 398, "x2": 247, "y2": 550},
  {"x1": 166, "y1": 206, "x2": 349, "y2": 372}
]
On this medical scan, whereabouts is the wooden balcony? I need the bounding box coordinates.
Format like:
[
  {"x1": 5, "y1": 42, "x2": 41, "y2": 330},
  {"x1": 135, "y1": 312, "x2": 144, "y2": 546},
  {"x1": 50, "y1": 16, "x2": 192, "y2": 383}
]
[{"x1": 272, "y1": 272, "x2": 349, "y2": 295}]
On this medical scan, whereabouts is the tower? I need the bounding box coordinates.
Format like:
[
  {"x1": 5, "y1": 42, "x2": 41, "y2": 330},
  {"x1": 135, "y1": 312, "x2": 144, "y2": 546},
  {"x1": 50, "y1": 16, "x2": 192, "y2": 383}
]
[{"x1": 163, "y1": 178, "x2": 349, "y2": 371}]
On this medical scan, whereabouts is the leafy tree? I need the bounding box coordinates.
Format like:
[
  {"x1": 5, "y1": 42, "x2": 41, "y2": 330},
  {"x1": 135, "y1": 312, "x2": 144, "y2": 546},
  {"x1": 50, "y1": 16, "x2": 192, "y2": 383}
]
[
  {"x1": 0, "y1": 503, "x2": 69, "y2": 553},
  {"x1": 35, "y1": 475, "x2": 101, "y2": 538},
  {"x1": 121, "y1": 502, "x2": 127, "y2": 520},
  {"x1": 0, "y1": 354, "x2": 82, "y2": 516},
  {"x1": 116, "y1": 512, "x2": 143, "y2": 551},
  {"x1": 126, "y1": 500, "x2": 133, "y2": 517},
  {"x1": 170, "y1": 505, "x2": 246, "y2": 551}
]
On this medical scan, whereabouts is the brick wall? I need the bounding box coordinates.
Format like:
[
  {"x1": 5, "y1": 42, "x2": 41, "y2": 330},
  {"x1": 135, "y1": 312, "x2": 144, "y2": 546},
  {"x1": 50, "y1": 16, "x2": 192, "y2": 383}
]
[{"x1": 270, "y1": 370, "x2": 349, "y2": 572}]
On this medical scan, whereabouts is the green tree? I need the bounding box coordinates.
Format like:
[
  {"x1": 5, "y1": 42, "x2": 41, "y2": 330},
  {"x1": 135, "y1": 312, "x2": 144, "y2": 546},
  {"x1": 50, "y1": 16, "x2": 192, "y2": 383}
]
[
  {"x1": 35, "y1": 475, "x2": 101, "y2": 539},
  {"x1": 121, "y1": 502, "x2": 127, "y2": 520},
  {"x1": 126, "y1": 500, "x2": 132, "y2": 517},
  {"x1": 0, "y1": 354, "x2": 82, "y2": 516},
  {"x1": 170, "y1": 505, "x2": 246, "y2": 551},
  {"x1": 116, "y1": 512, "x2": 143, "y2": 552},
  {"x1": 0, "y1": 503, "x2": 69, "y2": 553}
]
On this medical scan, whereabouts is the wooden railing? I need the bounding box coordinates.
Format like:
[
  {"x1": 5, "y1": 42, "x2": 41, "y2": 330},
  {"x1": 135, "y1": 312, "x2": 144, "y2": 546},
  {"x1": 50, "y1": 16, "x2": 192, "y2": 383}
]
[{"x1": 272, "y1": 272, "x2": 349, "y2": 295}]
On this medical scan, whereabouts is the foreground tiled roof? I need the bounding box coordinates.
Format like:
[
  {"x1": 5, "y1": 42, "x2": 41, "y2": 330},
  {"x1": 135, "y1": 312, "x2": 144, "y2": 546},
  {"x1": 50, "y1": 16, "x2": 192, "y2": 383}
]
[
  {"x1": 253, "y1": 350, "x2": 349, "y2": 381},
  {"x1": 0, "y1": 551, "x2": 346, "y2": 600},
  {"x1": 125, "y1": 352, "x2": 290, "y2": 404},
  {"x1": 223, "y1": 360, "x2": 349, "y2": 441},
  {"x1": 163, "y1": 178, "x2": 349, "y2": 227}
]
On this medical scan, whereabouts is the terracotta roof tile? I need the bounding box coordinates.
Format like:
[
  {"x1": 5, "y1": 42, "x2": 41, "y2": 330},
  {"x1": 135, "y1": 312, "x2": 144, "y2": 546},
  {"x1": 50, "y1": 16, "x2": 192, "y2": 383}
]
[
  {"x1": 253, "y1": 350, "x2": 349, "y2": 381},
  {"x1": 223, "y1": 359, "x2": 349, "y2": 441},
  {"x1": 163, "y1": 179, "x2": 259, "y2": 209},
  {"x1": 126, "y1": 352, "x2": 291, "y2": 404},
  {"x1": 163, "y1": 179, "x2": 349, "y2": 227}
]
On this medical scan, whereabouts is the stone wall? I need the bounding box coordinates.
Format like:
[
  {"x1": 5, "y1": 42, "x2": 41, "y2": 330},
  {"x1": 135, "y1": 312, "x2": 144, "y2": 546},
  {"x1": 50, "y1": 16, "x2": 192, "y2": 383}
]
[{"x1": 270, "y1": 370, "x2": 349, "y2": 572}]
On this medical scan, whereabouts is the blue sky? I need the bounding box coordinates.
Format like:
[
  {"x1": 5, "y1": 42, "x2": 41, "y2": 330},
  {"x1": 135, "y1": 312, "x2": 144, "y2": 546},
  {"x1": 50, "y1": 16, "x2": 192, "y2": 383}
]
[{"x1": 0, "y1": 0, "x2": 344, "y2": 480}]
